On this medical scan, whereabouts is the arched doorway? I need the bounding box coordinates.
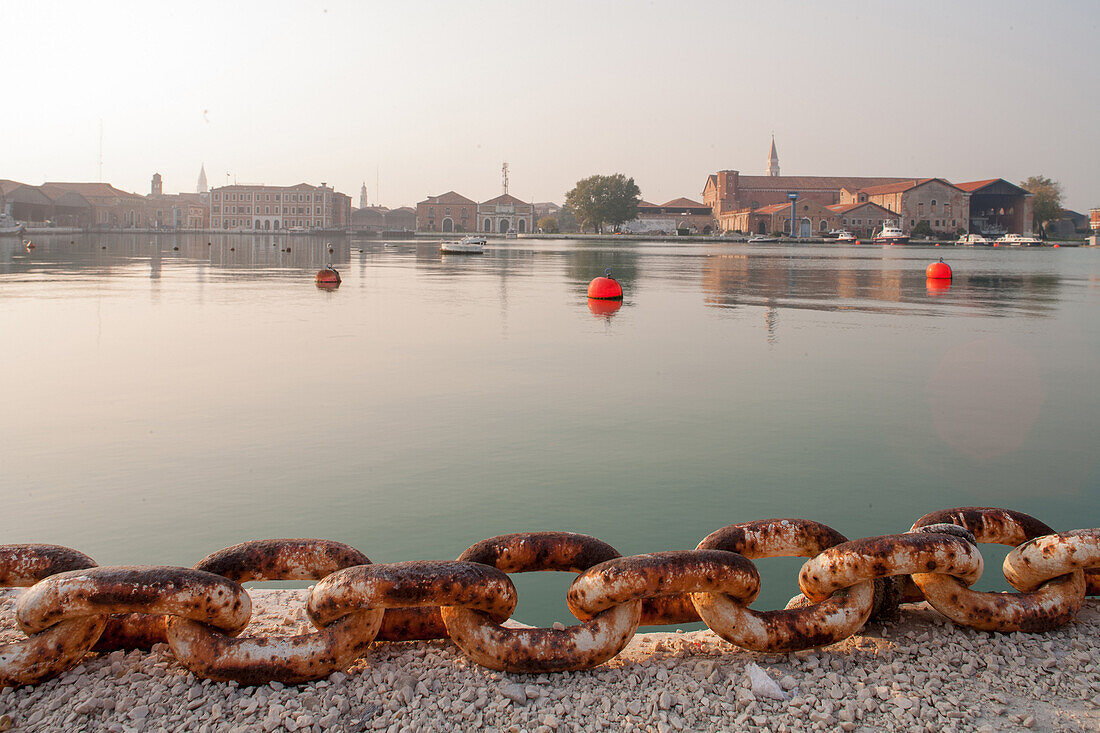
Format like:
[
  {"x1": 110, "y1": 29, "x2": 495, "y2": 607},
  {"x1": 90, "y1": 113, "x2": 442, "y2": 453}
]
[
  {"x1": 442, "y1": 218, "x2": 454, "y2": 233},
  {"x1": 819, "y1": 220, "x2": 828, "y2": 233},
  {"x1": 484, "y1": 218, "x2": 492, "y2": 232},
  {"x1": 757, "y1": 221, "x2": 767, "y2": 234},
  {"x1": 517, "y1": 218, "x2": 526, "y2": 233},
  {"x1": 274, "y1": 220, "x2": 280, "y2": 229},
  {"x1": 498, "y1": 219, "x2": 509, "y2": 233},
  {"x1": 799, "y1": 218, "x2": 811, "y2": 237}
]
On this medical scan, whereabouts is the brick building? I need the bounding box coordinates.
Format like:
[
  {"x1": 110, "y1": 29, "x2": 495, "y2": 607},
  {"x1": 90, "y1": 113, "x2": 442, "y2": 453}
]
[
  {"x1": 955, "y1": 179, "x2": 1034, "y2": 235},
  {"x1": 622, "y1": 198, "x2": 716, "y2": 234},
  {"x1": 210, "y1": 183, "x2": 350, "y2": 231},
  {"x1": 848, "y1": 178, "x2": 969, "y2": 236},
  {"x1": 416, "y1": 191, "x2": 477, "y2": 233},
  {"x1": 477, "y1": 194, "x2": 535, "y2": 234},
  {"x1": 731, "y1": 199, "x2": 841, "y2": 237},
  {"x1": 826, "y1": 202, "x2": 898, "y2": 236}
]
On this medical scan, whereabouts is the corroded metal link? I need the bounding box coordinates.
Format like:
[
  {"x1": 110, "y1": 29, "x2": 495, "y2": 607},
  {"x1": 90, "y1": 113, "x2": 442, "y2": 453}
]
[
  {"x1": 911, "y1": 507, "x2": 1055, "y2": 545},
  {"x1": 1004, "y1": 529, "x2": 1100, "y2": 593},
  {"x1": 377, "y1": 607, "x2": 448, "y2": 641},
  {"x1": 164, "y1": 539, "x2": 378, "y2": 684},
  {"x1": 93, "y1": 613, "x2": 168, "y2": 652},
  {"x1": 906, "y1": 509, "x2": 1087, "y2": 632},
  {"x1": 636, "y1": 519, "x2": 849, "y2": 627},
  {"x1": 0, "y1": 545, "x2": 105, "y2": 687},
  {"x1": 902, "y1": 508, "x2": 1057, "y2": 604},
  {"x1": 0, "y1": 545, "x2": 97, "y2": 586},
  {"x1": 307, "y1": 561, "x2": 517, "y2": 628},
  {"x1": 193, "y1": 538, "x2": 370, "y2": 582},
  {"x1": 443, "y1": 532, "x2": 640, "y2": 673},
  {"x1": 457, "y1": 532, "x2": 622, "y2": 573},
  {"x1": 799, "y1": 533, "x2": 983, "y2": 603},
  {"x1": 566, "y1": 550, "x2": 760, "y2": 621},
  {"x1": 698, "y1": 519, "x2": 848, "y2": 558},
  {"x1": 694, "y1": 519, "x2": 876, "y2": 652},
  {"x1": 17, "y1": 566, "x2": 251, "y2": 636},
  {"x1": 913, "y1": 570, "x2": 1084, "y2": 632}
]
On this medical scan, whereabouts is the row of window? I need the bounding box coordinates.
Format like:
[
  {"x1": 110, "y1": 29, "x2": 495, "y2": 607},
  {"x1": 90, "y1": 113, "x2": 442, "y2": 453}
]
[
  {"x1": 213, "y1": 192, "x2": 324, "y2": 203},
  {"x1": 216, "y1": 219, "x2": 315, "y2": 228},
  {"x1": 214, "y1": 206, "x2": 316, "y2": 215}
]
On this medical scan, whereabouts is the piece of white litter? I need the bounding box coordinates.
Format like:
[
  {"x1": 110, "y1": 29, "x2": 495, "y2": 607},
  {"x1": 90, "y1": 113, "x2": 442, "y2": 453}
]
[{"x1": 745, "y1": 662, "x2": 790, "y2": 701}]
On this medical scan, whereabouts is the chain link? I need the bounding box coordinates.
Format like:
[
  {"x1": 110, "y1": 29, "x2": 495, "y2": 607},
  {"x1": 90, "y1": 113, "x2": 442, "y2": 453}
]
[{"x1": 1, "y1": 507, "x2": 1097, "y2": 687}]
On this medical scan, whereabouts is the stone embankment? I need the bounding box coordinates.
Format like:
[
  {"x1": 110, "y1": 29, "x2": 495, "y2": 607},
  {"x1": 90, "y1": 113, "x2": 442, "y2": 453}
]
[{"x1": 2, "y1": 590, "x2": 1098, "y2": 732}]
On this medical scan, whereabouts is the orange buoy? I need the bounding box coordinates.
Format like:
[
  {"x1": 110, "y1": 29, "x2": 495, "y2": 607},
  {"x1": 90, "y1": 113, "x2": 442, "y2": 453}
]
[
  {"x1": 1053, "y1": 244, "x2": 1060, "y2": 248},
  {"x1": 992, "y1": 243, "x2": 999, "y2": 247},
  {"x1": 926, "y1": 258, "x2": 952, "y2": 279},
  {"x1": 315, "y1": 266, "x2": 341, "y2": 286},
  {"x1": 587, "y1": 269, "x2": 623, "y2": 300}
]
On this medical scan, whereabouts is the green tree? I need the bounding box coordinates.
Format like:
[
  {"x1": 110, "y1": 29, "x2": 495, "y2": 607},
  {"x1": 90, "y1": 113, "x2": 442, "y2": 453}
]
[
  {"x1": 537, "y1": 216, "x2": 559, "y2": 234},
  {"x1": 564, "y1": 174, "x2": 641, "y2": 234},
  {"x1": 1020, "y1": 175, "x2": 1063, "y2": 234}
]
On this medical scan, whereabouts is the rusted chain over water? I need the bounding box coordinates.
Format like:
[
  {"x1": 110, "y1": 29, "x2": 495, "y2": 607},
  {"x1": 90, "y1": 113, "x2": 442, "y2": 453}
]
[{"x1": 0, "y1": 506, "x2": 1098, "y2": 686}]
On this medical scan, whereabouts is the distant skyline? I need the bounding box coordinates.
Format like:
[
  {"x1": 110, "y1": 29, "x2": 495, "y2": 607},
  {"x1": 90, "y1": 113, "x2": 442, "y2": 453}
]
[{"x1": 4, "y1": 1, "x2": 1098, "y2": 212}]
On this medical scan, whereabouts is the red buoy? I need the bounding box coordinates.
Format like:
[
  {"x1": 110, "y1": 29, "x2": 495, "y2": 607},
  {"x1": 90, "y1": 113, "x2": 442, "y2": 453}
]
[
  {"x1": 926, "y1": 259, "x2": 952, "y2": 279},
  {"x1": 315, "y1": 266, "x2": 341, "y2": 287},
  {"x1": 1053, "y1": 244, "x2": 1060, "y2": 248},
  {"x1": 587, "y1": 269, "x2": 623, "y2": 300}
]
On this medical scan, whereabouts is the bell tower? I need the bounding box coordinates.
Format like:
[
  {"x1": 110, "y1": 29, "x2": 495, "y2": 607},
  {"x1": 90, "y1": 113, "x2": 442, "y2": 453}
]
[
  {"x1": 360, "y1": 182, "x2": 369, "y2": 209},
  {"x1": 766, "y1": 136, "x2": 780, "y2": 177},
  {"x1": 151, "y1": 172, "x2": 162, "y2": 196}
]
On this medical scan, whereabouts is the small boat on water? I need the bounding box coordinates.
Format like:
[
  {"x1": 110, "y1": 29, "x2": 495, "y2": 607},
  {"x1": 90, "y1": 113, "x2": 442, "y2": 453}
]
[
  {"x1": 0, "y1": 214, "x2": 24, "y2": 236},
  {"x1": 836, "y1": 231, "x2": 857, "y2": 242},
  {"x1": 871, "y1": 221, "x2": 909, "y2": 245},
  {"x1": 441, "y1": 235, "x2": 486, "y2": 254},
  {"x1": 748, "y1": 235, "x2": 778, "y2": 243},
  {"x1": 957, "y1": 233, "x2": 993, "y2": 246},
  {"x1": 996, "y1": 233, "x2": 1043, "y2": 246},
  {"x1": 824, "y1": 229, "x2": 848, "y2": 239}
]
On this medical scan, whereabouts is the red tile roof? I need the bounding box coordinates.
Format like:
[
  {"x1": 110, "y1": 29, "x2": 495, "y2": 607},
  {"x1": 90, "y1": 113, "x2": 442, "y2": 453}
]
[
  {"x1": 754, "y1": 203, "x2": 793, "y2": 215},
  {"x1": 662, "y1": 197, "x2": 705, "y2": 208},
  {"x1": 420, "y1": 191, "x2": 476, "y2": 206},
  {"x1": 480, "y1": 193, "x2": 531, "y2": 206},
  {"x1": 827, "y1": 201, "x2": 897, "y2": 215}
]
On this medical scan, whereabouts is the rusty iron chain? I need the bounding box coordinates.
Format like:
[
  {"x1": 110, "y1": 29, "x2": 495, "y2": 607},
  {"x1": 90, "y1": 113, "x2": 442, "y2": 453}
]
[{"x1": 1, "y1": 507, "x2": 1098, "y2": 687}]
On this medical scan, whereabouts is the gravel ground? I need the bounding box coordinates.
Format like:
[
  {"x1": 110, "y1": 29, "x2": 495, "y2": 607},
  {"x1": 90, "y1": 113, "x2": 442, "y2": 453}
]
[{"x1": 2, "y1": 589, "x2": 1098, "y2": 732}]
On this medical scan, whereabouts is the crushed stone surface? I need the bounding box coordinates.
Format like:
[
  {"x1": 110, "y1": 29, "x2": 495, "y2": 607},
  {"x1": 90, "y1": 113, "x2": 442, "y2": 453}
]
[{"x1": 2, "y1": 589, "x2": 1098, "y2": 732}]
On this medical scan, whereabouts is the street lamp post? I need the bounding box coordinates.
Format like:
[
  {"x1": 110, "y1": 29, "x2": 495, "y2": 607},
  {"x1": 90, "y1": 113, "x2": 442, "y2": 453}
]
[{"x1": 787, "y1": 191, "x2": 799, "y2": 239}]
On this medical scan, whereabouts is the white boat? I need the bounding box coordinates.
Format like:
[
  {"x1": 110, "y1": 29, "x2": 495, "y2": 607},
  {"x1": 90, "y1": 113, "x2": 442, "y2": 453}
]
[
  {"x1": 441, "y1": 235, "x2": 486, "y2": 254},
  {"x1": 871, "y1": 220, "x2": 909, "y2": 245},
  {"x1": 0, "y1": 214, "x2": 23, "y2": 236},
  {"x1": 825, "y1": 229, "x2": 848, "y2": 239},
  {"x1": 748, "y1": 235, "x2": 778, "y2": 243},
  {"x1": 957, "y1": 233, "x2": 992, "y2": 246},
  {"x1": 996, "y1": 233, "x2": 1043, "y2": 246},
  {"x1": 836, "y1": 231, "x2": 857, "y2": 242}
]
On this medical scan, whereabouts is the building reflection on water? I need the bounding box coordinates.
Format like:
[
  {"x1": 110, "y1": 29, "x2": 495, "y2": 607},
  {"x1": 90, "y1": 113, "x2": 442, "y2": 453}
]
[{"x1": 700, "y1": 250, "x2": 1062, "y2": 335}]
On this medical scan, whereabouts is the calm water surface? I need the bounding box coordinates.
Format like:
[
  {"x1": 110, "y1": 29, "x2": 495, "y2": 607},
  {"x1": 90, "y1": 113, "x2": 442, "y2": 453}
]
[{"x1": 2, "y1": 234, "x2": 1099, "y2": 624}]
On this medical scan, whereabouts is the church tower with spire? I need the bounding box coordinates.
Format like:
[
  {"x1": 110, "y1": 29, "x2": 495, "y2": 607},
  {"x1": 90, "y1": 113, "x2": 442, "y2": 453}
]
[
  {"x1": 196, "y1": 163, "x2": 208, "y2": 194},
  {"x1": 360, "y1": 182, "x2": 369, "y2": 209},
  {"x1": 766, "y1": 136, "x2": 780, "y2": 177}
]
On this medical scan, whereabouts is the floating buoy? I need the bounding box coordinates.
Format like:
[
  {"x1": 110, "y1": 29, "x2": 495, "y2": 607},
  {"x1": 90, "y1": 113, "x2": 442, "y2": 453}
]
[
  {"x1": 926, "y1": 258, "x2": 952, "y2": 279},
  {"x1": 1053, "y1": 244, "x2": 1060, "y2": 248},
  {"x1": 587, "y1": 268, "x2": 623, "y2": 300},
  {"x1": 992, "y1": 243, "x2": 999, "y2": 247},
  {"x1": 316, "y1": 266, "x2": 341, "y2": 288},
  {"x1": 935, "y1": 243, "x2": 940, "y2": 247}
]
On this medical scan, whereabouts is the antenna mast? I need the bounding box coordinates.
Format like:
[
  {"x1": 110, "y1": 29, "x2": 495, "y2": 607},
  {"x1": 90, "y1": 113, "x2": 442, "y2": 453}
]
[{"x1": 501, "y1": 162, "x2": 509, "y2": 196}]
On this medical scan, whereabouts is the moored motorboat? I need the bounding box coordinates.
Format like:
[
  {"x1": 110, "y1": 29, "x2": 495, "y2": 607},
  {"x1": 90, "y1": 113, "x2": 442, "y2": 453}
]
[
  {"x1": 748, "y1": 235, "x2": 778, "y2": 243},
  {"x1": 836, "y1": 231, "x2": 857, "y2": 242},
  {"x1": 957, "y1": 233, "x2": 992, "y2": 246},
  {"x1": 441, "y1": 235, "x2": 486, "y2": 254},
  {"x1": 0, "y1": 214, "x2": 24, "y2": 236},
  {"x1": 871, "y1": 220, "x2": 909, "y2": 245},
  {"x1": 996, "y1": 233, "x2": 1043, "y2": 246}
]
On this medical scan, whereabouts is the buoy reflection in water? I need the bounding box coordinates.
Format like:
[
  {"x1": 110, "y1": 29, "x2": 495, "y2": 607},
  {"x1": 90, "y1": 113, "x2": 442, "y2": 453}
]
[
  {"x1": 926, "y1": 278, "x2": 951, "y2": 296},
  {"x1": 587, "y1": 298, "x2": 622, "y2": 318}
]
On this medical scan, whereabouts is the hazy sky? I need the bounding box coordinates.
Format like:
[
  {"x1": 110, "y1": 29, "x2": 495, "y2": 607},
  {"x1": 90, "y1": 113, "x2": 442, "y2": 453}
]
[{"x1": 5, "y1": 1, "x2": 1098, "y2": 211}]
